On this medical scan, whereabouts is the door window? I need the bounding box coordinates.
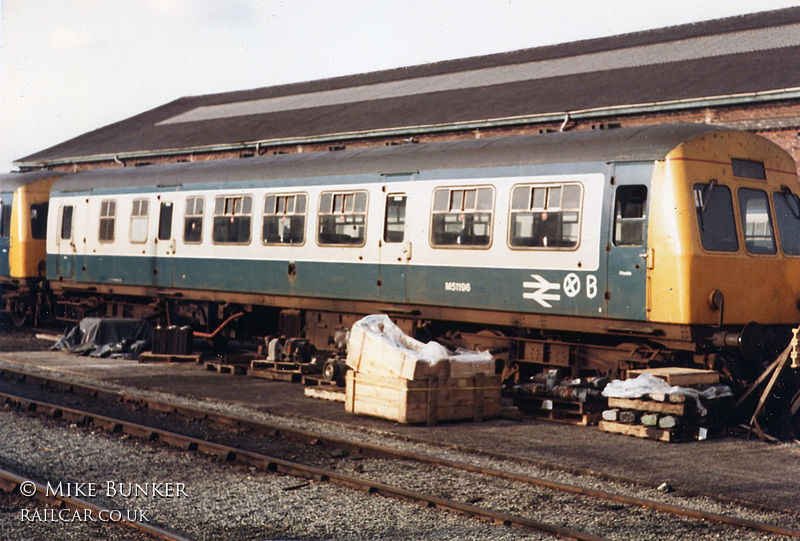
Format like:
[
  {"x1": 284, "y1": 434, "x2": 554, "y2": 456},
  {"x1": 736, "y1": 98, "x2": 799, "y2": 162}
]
[
  {"x1": 158, "y1": 202, "x2": 174, "y2": 241},
  {"x1": 613, "y1": 185, "x2": 647, "y2": 247},
  {"x1": 60, "y1": 206, "x2": 74, "y2": 240},
  {"x1": 383, "y1": 194, "x2": 406, "y2": 243}
]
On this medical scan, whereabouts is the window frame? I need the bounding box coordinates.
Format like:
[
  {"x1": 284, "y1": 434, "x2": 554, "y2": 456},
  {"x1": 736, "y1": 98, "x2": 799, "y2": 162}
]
[
  {"x1": 507, "y1": 182, "x2": 583, "y2": 251},
  {"x1": 316, "y1": 190, "x2": 369, "y2": 247},
  {"x1": 158, "y1": 201, "x2": 174, "y2": 242},
  {"x1": 612, "y1": 185, "x2": 648, "y2": 248},
  {"x1": 60, "y1": 205, "x2": 74, "y2": 241},
  {"x1": 183, "y1": 196, "x2": 205, "y2": 245},
  {"x1": 98, "y1": 199, "x2": 117, "y2": 243},
  {"x1": 29, "y1": 202, "x2": 49, "y2": 240},
  {"x1": 772, "y1": 190, "x2": 800, "y2": 257},
  {"x1": 0, "y1": 201, "x2": 8, "y2": 239},
  {"x1": 737, "y1": 187, "x2": 777, "y2": 256},
  {"x1": 129, "y1": 198, "x2": 149, "y2": 244},
  {"x1": 212, "y1": 194, "x2": 253, "y2": 245},
  {"x1": 262, "y1": 192, "x2": 308, "y2": 246},
  {"x1": 693, "y1": 182, "x2": 739, "y2": 254},
  {"x1": 429, "y1": 185, "x2": 494, "y2": 249},
  {"x1": 383, "y1": 193, "x2": 407, "y2": 244}
]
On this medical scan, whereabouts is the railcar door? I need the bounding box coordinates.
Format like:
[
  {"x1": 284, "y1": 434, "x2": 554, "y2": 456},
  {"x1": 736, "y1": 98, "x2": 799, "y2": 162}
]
[
  {"x1": 55, "y1": 204, "x2": 76, "y2": 279},
  {"x1": 378, "y1": 191, "x2": 410, "y2": 302},
  {"x1": 605, "y1": 163, "x2": 652, "y2": 321},
  {"x1": 154, "y1": 199, "x2": 176, "y2": 288}
]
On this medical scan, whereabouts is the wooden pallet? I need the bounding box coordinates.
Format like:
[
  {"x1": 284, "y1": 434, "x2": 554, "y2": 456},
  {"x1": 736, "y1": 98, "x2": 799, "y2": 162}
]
[
  {"x1": 304, "y1": 386, "x2": 346, "y2": 402},
  {"x1": 250, "y1": 360, "x2": 320, "y2": 374},
  {"x1": 626, "y1": 367, "x2": 719, "y2": 386},
  {"x1": 513, "y1": 395, "x2": 603, "y2": 426},
  {"x1": 599, "y1": 420, "x2": 701, "y2": 442},
  {"x1": 138, "y1": 352, "x2": 202, "y2": 364},
  {"x1": 302, "y1": 376, "x2": 341, "y2": 387},
  {"x1": 204, "y1": 361, "x2": 248, "y2": 375},
  {"x1": 248, "y1": 366, "x2": 302, "y2": 383}
]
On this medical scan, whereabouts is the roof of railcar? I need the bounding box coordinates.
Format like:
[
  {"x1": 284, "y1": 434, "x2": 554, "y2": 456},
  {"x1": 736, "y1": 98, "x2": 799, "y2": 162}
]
[
  {"x1": 51, "y1": 124, "x2": 725, "y2": 193},
  {"x1": 0, "y1": 171, "x2": 64, "y2": 193}
]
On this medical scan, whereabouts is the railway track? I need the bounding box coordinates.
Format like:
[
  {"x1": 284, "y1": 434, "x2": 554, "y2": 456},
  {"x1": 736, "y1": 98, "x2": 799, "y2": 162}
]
[{"x1": 1, "y1": 366, "x2": 799, "y2": 540}]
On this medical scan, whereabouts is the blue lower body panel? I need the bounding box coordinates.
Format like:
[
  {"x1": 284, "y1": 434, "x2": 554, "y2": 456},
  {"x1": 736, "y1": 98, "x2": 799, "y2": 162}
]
[{"x1": 48, "y1": 254, "x2": 631, "y2": 320}]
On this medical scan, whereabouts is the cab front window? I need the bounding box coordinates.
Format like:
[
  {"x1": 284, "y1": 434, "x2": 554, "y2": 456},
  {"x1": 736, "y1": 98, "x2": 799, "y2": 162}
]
[
  {"x1": 738, "y1": 188, "x2": 776, "y2": 255},
  {"x1": 693, "y1": 182, "x2": 738, "y2": 252}
]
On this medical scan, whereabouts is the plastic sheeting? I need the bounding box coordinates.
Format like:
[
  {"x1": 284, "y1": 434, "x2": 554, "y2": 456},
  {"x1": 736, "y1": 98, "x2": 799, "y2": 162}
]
[
  {"x1": 350, "y1": 314, "x2": 493, "y2": 366},
  {"x1": 602, "y1": 372, "x2": 732, "y2": 416},
  {"x1": 53, "y1": 317, "x2": 152, "y2": 359}
]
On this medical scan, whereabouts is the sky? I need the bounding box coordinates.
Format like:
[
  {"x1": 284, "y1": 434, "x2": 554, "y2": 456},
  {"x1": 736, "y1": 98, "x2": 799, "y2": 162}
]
[{"x1": 2, "y1": 0, "x2": 800, "y2": 172}]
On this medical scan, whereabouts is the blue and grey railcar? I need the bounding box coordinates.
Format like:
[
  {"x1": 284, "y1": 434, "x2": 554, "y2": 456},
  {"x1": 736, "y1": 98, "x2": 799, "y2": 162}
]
[{"x1": 45, "y1": 124, "x2": 800, "y2": 378}]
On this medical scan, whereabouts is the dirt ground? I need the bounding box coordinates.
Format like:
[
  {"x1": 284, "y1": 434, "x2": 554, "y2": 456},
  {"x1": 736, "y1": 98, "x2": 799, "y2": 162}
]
[{"x1": 0, "y1": 326, "x2": 63, "y2": 352}]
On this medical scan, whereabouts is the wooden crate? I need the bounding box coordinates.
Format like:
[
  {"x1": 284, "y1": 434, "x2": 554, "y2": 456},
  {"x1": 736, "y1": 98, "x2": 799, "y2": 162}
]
[
  {"x1": 346, "y1": 325, "x2": 446, "y2": 380},
  {"x1": 626, "y1": 367, "x2": 719, "y2": 386},
  {"x1": 345, "y1": 371, "x2": 501, "y2": 425}
]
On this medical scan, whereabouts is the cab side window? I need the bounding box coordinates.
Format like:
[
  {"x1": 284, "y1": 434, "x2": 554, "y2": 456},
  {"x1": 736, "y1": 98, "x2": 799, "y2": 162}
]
[
  {"x1": 0, "y1": 202, "x2": 9, "y2": 238},
  {"x1": 29, "y1": 203, "x2": 48, "y2": 240},
  {"x1": 773, "y1": 191, "x2": 800, "y2": 256},
  {"x1": 613, "y1": 185, "x2": 647, "y2": 247}
]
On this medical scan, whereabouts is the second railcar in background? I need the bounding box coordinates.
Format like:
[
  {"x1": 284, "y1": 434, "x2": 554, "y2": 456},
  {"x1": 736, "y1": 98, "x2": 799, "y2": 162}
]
[
  {"x1": 44, "y1": 124, "x2": 800, "y2": 381},
  {"x1": 0, "y1": 171, "x2": 63, "y2": 326}
]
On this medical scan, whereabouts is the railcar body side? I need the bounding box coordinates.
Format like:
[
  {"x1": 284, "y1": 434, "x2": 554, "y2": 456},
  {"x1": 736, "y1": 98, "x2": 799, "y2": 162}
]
[{"x1": 44, "y1": 125, "x2": 800, "y2": 378}]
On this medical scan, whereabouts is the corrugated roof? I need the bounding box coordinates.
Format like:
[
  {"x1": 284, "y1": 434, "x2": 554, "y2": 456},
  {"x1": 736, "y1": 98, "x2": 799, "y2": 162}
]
[{"x1": 18, "y1": 7, "x2": 800, "y2": 167}]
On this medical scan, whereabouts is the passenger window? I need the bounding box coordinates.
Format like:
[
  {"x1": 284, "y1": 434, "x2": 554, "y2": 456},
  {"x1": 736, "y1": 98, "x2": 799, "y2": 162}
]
[
  {"x1": 213, "y1": 195, "x2": 252, "y2": 244},
  {"x1": 30, "y1": 203, "x2": 48, "y2": 240},
  {"x1": 694, "y1": 182, "x2": 737, "y2": 252},
  {"x1": 509, "y1": 183, "x2": 581, "y2": 249},
  {"x1": 60, "y1": 206, "x2": 74, "y2": 240},
  {"x1": 430, "y1": 186, "x2": 493, "y2": 248},
  {"x1": 317, "y1": 191, "x2": 367, "y2": 246},
  {"x1": 130, "y1": 199, "x2": 149, "y2": 244},
  {"x1": 263, "y1": 193, "x2": 306, "y2": 245},
  {"x1": 613, "y1": 186, "x2": 647, "y2": 247},
  {"x1": 183, "y1": 196, "x2": 204, "y2": 244},
  {"x1": 384, "y1": 194, "x2": 406, "y2": 243},
  {"x1": 0, "y1": 203, "x2": 8, "y2": 238},
  {"x1": 99, "y1": 200, "x2": 116, "y2": 243},
  {"x1": 773, "y1": 191, "x2": 800, "y2": 256},
  {"x1": 738, "y1": 188, "x2": 776, "y2": 255}
]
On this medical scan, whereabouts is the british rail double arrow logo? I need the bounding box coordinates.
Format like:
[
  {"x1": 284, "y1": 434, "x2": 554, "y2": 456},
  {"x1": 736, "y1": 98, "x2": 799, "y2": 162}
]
[{"x1": 522, "y1": 274, "x2": 561, "y2": 307}]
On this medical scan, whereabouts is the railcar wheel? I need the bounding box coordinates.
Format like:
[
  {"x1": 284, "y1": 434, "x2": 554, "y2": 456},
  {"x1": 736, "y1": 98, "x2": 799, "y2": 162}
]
[
  {"x1": 10, "y1": 300, "x2": 29, "y2": 328},
  {"x1": 35, "y1": 293, "x2": 55, "y2": 326}
]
